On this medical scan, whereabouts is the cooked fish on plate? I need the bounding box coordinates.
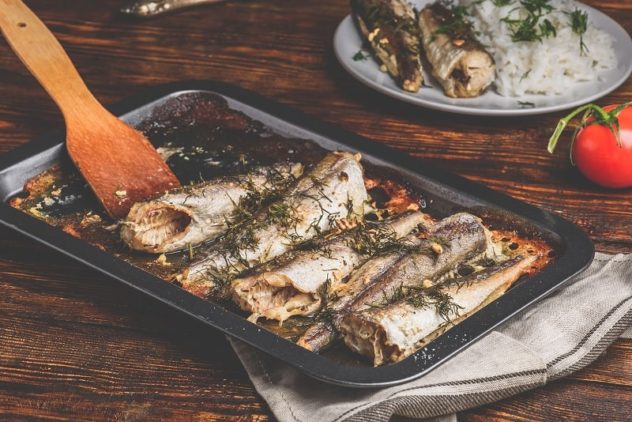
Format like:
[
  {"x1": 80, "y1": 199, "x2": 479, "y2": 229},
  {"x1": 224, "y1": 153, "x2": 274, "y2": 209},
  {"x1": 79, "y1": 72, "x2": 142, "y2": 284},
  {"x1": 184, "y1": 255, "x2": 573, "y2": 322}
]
[
  {"x1": 351, "y1": 0, "x2": 424, "y2": 92},
  {"x1": 417, "y1": 2, "x2": 495, "y2": 98},
  {"x1": 336, "y1": 0, "x2": 632, "y2": 115}
]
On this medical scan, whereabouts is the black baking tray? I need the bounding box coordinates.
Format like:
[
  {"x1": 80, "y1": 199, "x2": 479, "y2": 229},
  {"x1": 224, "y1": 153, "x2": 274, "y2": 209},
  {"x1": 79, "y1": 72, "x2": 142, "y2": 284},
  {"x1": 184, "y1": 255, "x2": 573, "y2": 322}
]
[{"x1": 0, "y1": 81, "x2": 594, "y2": 387}]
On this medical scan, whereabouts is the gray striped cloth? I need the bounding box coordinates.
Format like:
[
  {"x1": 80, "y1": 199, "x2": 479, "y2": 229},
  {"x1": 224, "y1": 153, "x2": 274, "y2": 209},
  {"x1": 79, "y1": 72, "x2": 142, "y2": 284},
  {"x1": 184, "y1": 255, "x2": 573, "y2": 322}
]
[{"x1": 230, "y1": 253, "x2": 632, "y2": 422}]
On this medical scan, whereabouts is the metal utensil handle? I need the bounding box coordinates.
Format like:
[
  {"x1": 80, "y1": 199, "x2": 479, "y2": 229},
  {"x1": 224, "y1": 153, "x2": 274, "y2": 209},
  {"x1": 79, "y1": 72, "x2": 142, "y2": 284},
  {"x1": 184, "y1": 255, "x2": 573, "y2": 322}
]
[{"x1": 121, "y1": 0, "x2": 229, "y2": 17}]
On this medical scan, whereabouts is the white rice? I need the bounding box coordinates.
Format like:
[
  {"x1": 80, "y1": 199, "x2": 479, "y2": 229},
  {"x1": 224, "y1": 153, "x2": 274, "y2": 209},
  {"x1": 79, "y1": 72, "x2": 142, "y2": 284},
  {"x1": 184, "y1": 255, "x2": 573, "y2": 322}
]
[{"x1": 460, "y1": 0, "x2": 617, "y2": 97}]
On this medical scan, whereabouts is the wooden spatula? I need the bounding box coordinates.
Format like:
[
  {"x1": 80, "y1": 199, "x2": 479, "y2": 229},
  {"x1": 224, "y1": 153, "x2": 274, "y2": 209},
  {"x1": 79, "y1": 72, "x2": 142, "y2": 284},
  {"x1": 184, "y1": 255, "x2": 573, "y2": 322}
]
[{"x1": 0, "y1": 0, "x2": 181, "y2": 219}]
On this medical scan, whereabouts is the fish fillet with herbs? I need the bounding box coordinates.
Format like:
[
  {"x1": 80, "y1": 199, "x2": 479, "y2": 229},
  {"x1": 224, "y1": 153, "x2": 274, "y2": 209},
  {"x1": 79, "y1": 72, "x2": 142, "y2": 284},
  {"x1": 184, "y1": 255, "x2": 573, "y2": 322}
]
[
  {"x1": 178, "y1": 152, "x2": 370, "y2": 298},
  {"x1": 297, "y1": 212, "x2": 490, "y2": 352},
  {"x1": 339, "y1": 255, "x2": 536, "y2": 365},
  {"x1": 418, "y1": 3, "x2": 495, "y2": 98},
  {"x1": 297, "y1": 233, "x2": 422, "y2": 352},
  {"x1": 347, "y1": 212, "x2": 489, "y2": 312},
  {"x1": 231, "y1": 211, "x2": 430, "y2": 324},
  {"x1": 352, "y1": 0, "x2": 424, "y2": 92},
  {"x1": 120, "y1": 163, "x2": 303, "y2": 253}
]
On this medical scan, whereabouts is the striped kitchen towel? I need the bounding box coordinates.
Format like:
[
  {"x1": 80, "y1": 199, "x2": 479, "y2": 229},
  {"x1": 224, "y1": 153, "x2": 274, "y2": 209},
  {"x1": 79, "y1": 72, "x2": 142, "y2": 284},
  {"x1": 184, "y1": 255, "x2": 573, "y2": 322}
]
[{"x1": 231, "y1": 253, "x2": 632, "y2": 422}]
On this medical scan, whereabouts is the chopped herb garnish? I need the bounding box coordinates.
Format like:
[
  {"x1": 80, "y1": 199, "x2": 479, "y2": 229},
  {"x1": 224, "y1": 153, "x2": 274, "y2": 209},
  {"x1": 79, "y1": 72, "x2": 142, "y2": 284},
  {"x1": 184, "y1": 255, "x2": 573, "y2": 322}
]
[
  {"x1": 539, "y1": 18, "x2": 556, "y2": 38},
  {"x1": 521, "y1": 0, "x2": 554, "y2": 16},
  {"x1": 568, "y1": 8, "x2": 589, "y2": 55},
  {"x1": 491, "y1": 0, "x2": 514, "y2": 6},
  {"x1": 406, "y1": 287, "x2": 463, "y2": 323},
  {"x1": 345, "y1": 220, "x2": 417, "y2": 257},
  {"x1": 500, "y1": 0, "x2": 556, "y2": 43},
  {"x1": 353, "y1": 50, "x2": 368, "y2": 61},
  {"x1": 431, "y1": 3, "x2": 476, "y2": 43}
]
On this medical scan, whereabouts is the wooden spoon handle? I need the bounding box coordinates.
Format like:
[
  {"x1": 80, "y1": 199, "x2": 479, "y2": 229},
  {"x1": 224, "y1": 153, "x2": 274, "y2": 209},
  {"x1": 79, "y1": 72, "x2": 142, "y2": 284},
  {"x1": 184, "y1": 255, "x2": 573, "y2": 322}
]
[{"x1": 0, "y1": 0, "x2": 102, "y2": 121}]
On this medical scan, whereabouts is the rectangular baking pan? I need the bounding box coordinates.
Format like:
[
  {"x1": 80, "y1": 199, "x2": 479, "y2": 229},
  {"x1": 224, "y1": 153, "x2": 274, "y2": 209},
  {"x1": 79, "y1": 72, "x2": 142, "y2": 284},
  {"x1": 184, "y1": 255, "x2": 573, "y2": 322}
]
[{"x1": 0, "y1": 81, "x2": 594, "y2": 387}]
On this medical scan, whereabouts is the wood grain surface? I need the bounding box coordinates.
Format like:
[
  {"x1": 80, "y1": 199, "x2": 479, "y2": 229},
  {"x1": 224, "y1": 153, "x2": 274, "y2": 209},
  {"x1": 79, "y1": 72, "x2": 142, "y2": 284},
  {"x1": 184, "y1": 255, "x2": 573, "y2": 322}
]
[{"x1": 0, "y1": 0, "x2": 630, "y2": 420}]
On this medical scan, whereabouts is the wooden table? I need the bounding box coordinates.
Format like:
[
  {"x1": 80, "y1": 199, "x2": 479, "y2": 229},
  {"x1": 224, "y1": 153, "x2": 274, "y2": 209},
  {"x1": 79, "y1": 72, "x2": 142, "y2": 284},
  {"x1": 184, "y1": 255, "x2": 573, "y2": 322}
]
[{"x1": 0, "y1": 0, "x2": 630, "y2": 420}]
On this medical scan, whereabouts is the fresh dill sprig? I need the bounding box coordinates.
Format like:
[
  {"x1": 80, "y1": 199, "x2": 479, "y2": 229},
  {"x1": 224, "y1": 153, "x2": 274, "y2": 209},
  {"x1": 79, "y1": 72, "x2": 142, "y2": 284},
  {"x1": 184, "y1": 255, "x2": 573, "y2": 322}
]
[
  {"x1": 521, "y1": 0, "x2": 554, "y2": 16},
  {"x1": 406, "y1": 287, "x2": 463, "y2": 323},
  {"x1": 568, "y1": 8, "x2": 589, "y2": 55},
  {"x1": 539, "y1": 18, "x2": 556, "y2": 38},
  {"x1": 345, "y1": 221, "x2": 419, "y2": 257},
  {"x1": 490, "y1": 0, "x2": 514, "y2": 6},
  {"x1": 268, "y1": 202, "x2": 298, "y2": 228},
  {"x1": 500, "y1": 0, "x2": 556, "y2": 43}
]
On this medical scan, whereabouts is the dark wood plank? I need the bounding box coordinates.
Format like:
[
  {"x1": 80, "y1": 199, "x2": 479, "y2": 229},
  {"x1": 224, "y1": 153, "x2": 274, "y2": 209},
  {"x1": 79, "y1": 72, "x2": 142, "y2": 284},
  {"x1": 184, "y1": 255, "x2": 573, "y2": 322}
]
[
  {"x1": 0, "y1": 0, "x2": 630, "y2": 421},
  {"x1": 459, "y1": 379, "x2": 632, "y2": 422}
]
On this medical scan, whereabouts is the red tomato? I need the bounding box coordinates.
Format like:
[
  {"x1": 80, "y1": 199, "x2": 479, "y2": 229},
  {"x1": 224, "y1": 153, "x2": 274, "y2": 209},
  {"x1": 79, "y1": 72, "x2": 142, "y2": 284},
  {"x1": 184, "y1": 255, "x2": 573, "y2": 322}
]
[{"x1": 548, "y1": 103, "x2": 632, "y2": 189}]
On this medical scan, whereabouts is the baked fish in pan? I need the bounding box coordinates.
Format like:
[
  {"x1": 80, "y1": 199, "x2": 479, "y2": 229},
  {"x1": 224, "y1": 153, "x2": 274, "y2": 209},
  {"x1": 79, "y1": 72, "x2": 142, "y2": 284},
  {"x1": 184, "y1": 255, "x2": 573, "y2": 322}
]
[
  {"x1": 120, "y1": 163, "x2": 303, "y2": 253},
  {"x1": 231, "y1": 210, "x2": 430, "y2": 324},
  {"x1": 297, "y1": 212, "x2": 491, "y2": 352},
  {"x1": 339, "y1": 254, "x2": 536, "y2": 365},
  {"x1": 178, "y1": 152, "x2": 370, "y2": 298},
  {"x1": 4, "y1": 87, "x2": 570, "y2": 377}
]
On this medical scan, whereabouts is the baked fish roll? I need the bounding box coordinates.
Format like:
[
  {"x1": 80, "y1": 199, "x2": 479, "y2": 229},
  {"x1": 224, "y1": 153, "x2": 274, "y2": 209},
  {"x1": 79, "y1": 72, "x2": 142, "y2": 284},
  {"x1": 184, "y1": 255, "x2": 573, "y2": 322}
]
[
  {"x1": 340, "y1": 255, "x2": 536, "y2": 366},
  {"x1": 298, "y1": 212, "x2": 488, "y2": 352},
  {"x1": 120, "y1": 163, "x2": 303, "y2": 253},
  {"x1": 297, "y1": 233, "x2": 422, "y2": 352},
  {"x1": 231, "y1": 211, "x2": 430, "y2": 324},
  {"x1": 418, "y1": 3, "x2": 495, "y2": 98},
  {"x1": 348, "y1": 212, "x2": 488, "y2": 312},
  {"x1": 351, "y1": 0, "x2": 423, "y2": 92},
  {"x1": 178, "y1": 152, "x2": 370, "y2": 298}
]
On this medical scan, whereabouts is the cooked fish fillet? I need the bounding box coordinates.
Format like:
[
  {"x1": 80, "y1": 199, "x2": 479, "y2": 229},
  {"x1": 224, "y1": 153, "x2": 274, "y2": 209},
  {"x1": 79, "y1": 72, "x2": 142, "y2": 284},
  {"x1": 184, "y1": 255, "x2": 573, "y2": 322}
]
[
  {"x1": 418, "y1": 3, "x2": 495, "y2": 98},
  {"x1": 297, "y1": 212, "x2": 487, "y2": 351},
  {"x1": 297, "y1": 233, "x2": 422, "y2": 352},
  {"x1": 348, "y1": 212, "x2": 488, "y2": 312},
  {"x1": 178, "y1": 152, "x2": 370, "y2": 298},
  {"x1": 339, "y1": 255, "x2": 536, "y2": 366},
  {"x1": 231, "y1": 211, "x2": 430, "y2": 324},
  {"x1": 120, "y1": 163, "x2": 303, "y2": 253},
  {"x1": 352, "y1": 0, "x2": 423, "y2": 92}
]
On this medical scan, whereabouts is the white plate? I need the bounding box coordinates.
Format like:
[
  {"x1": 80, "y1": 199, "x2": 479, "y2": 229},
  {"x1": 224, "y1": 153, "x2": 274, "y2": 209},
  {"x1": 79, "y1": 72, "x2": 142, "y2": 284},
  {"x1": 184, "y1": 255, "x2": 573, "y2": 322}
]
[{"x1": 333, "y1": 1, "x2": 632, "y2": 116}]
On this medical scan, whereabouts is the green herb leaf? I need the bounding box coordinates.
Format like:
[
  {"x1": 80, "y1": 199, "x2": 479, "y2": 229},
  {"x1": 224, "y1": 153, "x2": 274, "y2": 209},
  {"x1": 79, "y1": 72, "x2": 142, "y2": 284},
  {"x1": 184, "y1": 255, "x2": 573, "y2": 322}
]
[
  {"x1": 353, "y1": 50, "x2": 368, "y2": 61},
  {"x1": 567, "y1": 8, "x2": 589, "y2": 55}
]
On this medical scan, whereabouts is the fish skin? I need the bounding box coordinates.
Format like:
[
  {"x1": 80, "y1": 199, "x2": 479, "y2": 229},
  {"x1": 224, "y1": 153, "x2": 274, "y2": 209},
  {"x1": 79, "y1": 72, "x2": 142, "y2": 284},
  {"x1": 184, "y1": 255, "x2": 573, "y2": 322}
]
[
  {"x1": 298, "y1": 212, "x2": 487, "y2": 352},
  {"x1": 120, "y1": 163, "x2": 303, "y2": 254},
  {"x1": 349, "y1": 212, "x2": 488, "y2": 312},
  {"x1": 418, "y1": 3, "x2": 495, "y2": 98},
  {"x1": 231, "y1": 211, "x2": 430, "y2": 324},
  {"x1": 179, "y1": 152, "x2": 370, "y2": 298},
  {"x1": 297, "y1": 213, "x2": 487, "y2": 352},
  {"x1": 351, "y1": 0, "x2": 423, "y2": 92},
  {"x1": 297, "y1": 233, "x2": 422, "y2": 352},
  {"x1": 339, "y1": 254, "x2": 537, "y2": 366}
]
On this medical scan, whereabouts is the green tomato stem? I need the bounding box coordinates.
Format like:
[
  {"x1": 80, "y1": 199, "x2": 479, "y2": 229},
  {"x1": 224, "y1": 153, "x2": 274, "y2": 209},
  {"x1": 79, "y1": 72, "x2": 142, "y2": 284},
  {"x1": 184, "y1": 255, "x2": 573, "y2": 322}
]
[
  {"x1": 547, "y1": 104, "x2": 600, "y2": 153},
  {"x1": 549, "y1": 101, "x2": 632, "y2": 154}
]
